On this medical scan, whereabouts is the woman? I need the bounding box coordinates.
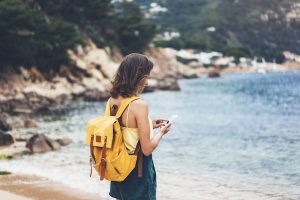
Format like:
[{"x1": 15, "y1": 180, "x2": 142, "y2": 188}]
[{"x1": 108, "y1": 53, "x2": 172, "y2": 200}]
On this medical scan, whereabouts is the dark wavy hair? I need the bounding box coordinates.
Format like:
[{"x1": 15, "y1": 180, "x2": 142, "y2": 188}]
[{"x1": 109, "y1": 53, "x2": 153, "y2": 98}]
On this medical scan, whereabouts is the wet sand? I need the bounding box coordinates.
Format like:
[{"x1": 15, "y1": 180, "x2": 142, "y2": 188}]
[
  {"x1": 0, "y1": 174, "x2": 105, "y2": 200},
  {"x1": 0, "y1": 190, "x2": 33, "y2": 200}
]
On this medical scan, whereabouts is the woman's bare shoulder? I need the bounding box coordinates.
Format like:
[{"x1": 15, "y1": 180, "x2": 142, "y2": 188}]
[{"x1": 131, "y1": 98, "x2": 148, "y2": 111}]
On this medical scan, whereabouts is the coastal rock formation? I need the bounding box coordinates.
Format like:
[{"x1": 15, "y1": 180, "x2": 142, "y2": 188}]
[
  {"x1": 0, "y1": 40, "x2": 199, "y2": 113},
  {"x1": 68, "y1": 39, "x2": 118, "y2": 80},
  {"x1": 157, "y1": 77, "x2": 180, "y2": 91},
  {"x1": 143, "y1": 47, "x2": 199, "y2": 91},
  {"x1": 146, "y1": 47, "x2": 199, "y2": 80},
  {"x1": 0, "y1": 130, "x2": 14, "y2": 147},
  {"x1": 26, "y1": 134, "x2": 61, "y2": 153}
]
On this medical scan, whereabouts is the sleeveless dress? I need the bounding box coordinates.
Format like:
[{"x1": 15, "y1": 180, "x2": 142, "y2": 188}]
[{"x1": 109, "y1": 103, "x2": 157, "y2": 200}]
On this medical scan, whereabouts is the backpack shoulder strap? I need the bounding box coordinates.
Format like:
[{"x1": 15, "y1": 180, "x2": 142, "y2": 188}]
[
  {"x1": 104, "y1": 96, "x2": 140, "y2": 117},
  {"x1": 115, "y1": 96, "x2": 140, "y2": 118},
  {"x1": 104, "y1": 98, "x2": 112, "y2": 116}
]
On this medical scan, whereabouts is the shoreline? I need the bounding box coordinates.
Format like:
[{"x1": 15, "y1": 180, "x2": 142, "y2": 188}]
[
  {"x1": 1, "y1": 63, "x2": 299, "y2": 115},
  {"x1": 221, "y1": 64, "x2": 300, "y2": 74},
  {"x1": 0, "y1": 173, "x2": 105, "y2": 200}
]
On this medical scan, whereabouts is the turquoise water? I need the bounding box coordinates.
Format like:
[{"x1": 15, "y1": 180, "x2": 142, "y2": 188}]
[
  {"x1": 148, "y1": 72, "x2": 300, "y2": 199},
  {"x1": 1, "y1": 71, "x2": 300, "y2": 199}
]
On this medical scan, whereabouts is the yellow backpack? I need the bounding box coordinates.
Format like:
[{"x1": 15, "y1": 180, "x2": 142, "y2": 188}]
[{"x1": 85, "y1": 96, "x2": 143, "y2": 181}]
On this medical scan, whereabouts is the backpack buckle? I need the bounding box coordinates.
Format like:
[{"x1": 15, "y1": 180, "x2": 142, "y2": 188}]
[{"x1": 100, "y1": 158, "x2": 106, "y2": 167}]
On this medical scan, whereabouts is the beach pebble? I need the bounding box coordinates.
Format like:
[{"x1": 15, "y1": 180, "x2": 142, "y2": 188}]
[
  {"x1": 55, "y1": 137, "x2": 73, "y2": 146},
  {"x1": 46, "y1": 137, "x2": 61, "y2": 150},
  {"x1": 24, "y1": 120, "x2": 38, "y2": 128},
  {"x1": 0, "y1": 112, "x2": 12, "y2": 131}
]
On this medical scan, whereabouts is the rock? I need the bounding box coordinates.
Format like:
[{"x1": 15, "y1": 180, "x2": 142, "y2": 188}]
[
  {"x1": 144, "y1": 79, "x2": 158, "y2": 92},
  {"x1": 68, "y1": 40, "x2": 119, "y2": 79},
  {"x1": 179, "y1": 69, "x2": 199, "y2": 79},
  {"x1": 55, "y1": 137, "x2": 73, "y2": 146},
  {"x1": 29, "y1": 67, "x2": 45, "y2": 82},
  {"x1": 81, "y1": 77, "x2": 106, "y2": 92},
  {"x1": 208, "y1": 70, "x2": 221, "y2": 78},
  {"x1": 46, "y1": 137, "x2": 61, "y2": 150},
  {"x1": 146, "y1": 47, "x2": 198, "y2": 80},
  {"x1": 84, "y1": 89, "x2": 110, "y2": 101},
  {"x1": 0, "y1": 112, "x2": 12, "y2": 131},
  {"x1": 26, "y1": 134, "x2": 51, "y2": 153},
  {"x1": 0, "y1": 130, "x2": 14, "y2": 147},
  {"x1": 26, "y1": 134, "x2": 61, "y2": 153},
  {"x1": 81, "y1": 77, "x2": 110, "y2": 101},
  {"x1": 20, "y1": 67, "x2": 31, "y2": 81},
  {"x1": 15, "y1": 137, "x2": 28, "y2": 142},
  {"x1": 177, "y1": 62, "x2": 199, "y2": 79},
  {"x1": 188, "y1": 61, "x2": 204, "y2": 69},
  {"x1": 12, "y1": 108, "x2": 33, "y2": 114},
  {"x1": 88, "y1": 68, "x2": 105, "y2": 80},
  {"x1": 158, "y1": 77, "x2": 180, "y2": 91},
  {"x1": 70, "y1": 84, "x2": 86, "y2": 97},
  {"x1": 24, "y1": 119, "x2": 38, "y2": 128},
  {"x1": 59, "y1": 65, "x2": 78, "y2": 84},
  {"x1": 22, "y1": 78, "x2": 74, "y2": 111}
]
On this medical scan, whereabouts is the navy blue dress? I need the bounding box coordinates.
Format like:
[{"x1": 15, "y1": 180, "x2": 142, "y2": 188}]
[{"x1": 109, "y1": 154, "x2": 157, "y2": 200}]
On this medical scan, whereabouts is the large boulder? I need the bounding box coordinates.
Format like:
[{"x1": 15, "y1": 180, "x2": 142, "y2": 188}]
[
  {"x1": 26, "y1": 134, "x2": 61, "y2": 153},
  {"x1": 158, "y1": 77, "x2": 180, "y2": 91},
  {"x1": 0, "y1": 130, "x2": 14, "y2": 147},
  {"x1": 0, "y1": 112, "x2": 12, "y2": 131},
  {"x1": 146, "y1": 47, "x2": 198, "y2": 80}
]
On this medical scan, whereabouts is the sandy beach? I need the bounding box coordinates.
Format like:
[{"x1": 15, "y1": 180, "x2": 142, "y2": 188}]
[
  {"x1": 0, "y1": 190, "x2": 32, "y2": 200},
  {"x1": 0, "y1": 174, "x2": 105, "y2": 200}
]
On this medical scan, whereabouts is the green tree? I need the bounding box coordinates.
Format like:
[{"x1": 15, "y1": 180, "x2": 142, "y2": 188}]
[
  {"x1": 0, "y1": 0, "x2": 84, "y2": 71},
  {"x1": 35, "y1": 0, "x2": 156, "y2": 55},
  {"x1": 143, "y1": 0, "x2": 299, "y2": 62},
  {"x1": 110, "y1": 1, "x2": 156, "y2": 54},
  {"x1": 35, "y1": 0, "x2": 113, "y2": 46}
]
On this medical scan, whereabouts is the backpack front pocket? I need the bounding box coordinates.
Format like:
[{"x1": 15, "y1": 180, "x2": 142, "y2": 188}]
[{"x1": 107, "y1": 148, "x2": 137, "y2": 181}]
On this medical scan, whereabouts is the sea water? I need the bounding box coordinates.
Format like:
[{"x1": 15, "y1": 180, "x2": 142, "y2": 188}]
[{"x1": 1, "y1": 71, "x2": 300, "y2": 199}]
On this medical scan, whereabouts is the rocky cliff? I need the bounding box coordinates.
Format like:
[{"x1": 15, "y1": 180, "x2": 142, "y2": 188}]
[{"x1": 0, "y1": 40, "x2": 198, "y2": 113}]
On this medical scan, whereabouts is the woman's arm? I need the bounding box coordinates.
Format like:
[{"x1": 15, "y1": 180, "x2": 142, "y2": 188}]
[{"x1": 133, "y1": 99, "x2": 171, "y2": 156}]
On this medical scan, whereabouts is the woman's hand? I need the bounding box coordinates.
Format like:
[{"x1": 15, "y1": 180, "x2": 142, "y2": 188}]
[
  {"x1": 160, "y1": 123, "x2": 172, "y2": 135},
  {"x1": 152, "y1": 119, "x2": 167, "y2": 129}
]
